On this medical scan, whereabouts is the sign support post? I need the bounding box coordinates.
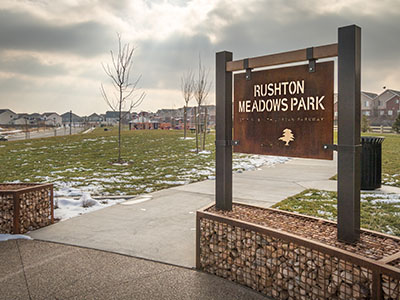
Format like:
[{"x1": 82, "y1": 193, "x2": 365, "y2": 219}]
[
  {"x1": 337, "y1": 25, "x2": 361, "y2": 243},
  {"x1": 215, "y1": 51, "x2": 233, "y2": 211}
]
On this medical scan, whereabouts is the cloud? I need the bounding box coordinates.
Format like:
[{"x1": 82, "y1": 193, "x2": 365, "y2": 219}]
[
  {"x1": 134, "y1": 33, "x2": 214, "y2": 90},
  {"x1": 0, "y1": 9, "x2": 115, "y2": 57},
  {"x1": 0, "y1": 54, "x2": 68, "y2": 77},
  {"x1": 0, "y1": 0, "x2": 399, "y2": 115}
]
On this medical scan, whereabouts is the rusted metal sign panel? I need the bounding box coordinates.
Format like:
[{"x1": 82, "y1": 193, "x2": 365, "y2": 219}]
[{"x1": 234, "y1": 62, "x2": 334, "y2": 160}]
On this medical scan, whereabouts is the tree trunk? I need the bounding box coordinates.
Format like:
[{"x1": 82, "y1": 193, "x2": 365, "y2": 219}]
[
  {"x1": 202, "y1": 106, "x2": 208, "y2": 151},
  {"x1": 184, "y1": 106, "x2": 187, "y2": 139},
  {"x1": 118, "y1": 91, "x2": 122, "y2": 162},
  {"x1": 195, "y1": 106, "x2": 199, "y2": 153}
]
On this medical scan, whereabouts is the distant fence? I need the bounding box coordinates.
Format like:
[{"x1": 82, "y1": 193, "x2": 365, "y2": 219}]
[{"x1": 334, "y1": 125, "x2": 394, "y2": 134}]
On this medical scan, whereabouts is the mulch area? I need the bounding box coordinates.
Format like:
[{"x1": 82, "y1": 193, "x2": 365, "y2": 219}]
[{"x1": 207, "y1": 203, "x2": 400, "y2": 262}]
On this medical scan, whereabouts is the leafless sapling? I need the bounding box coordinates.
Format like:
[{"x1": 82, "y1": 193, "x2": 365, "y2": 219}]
[
  {"x1": 181, "y1": 70, "x2": 194, "y2": 139},
  {"x1": 193, "y1": 57, "x2": 211, "y2": 153},
  {"x1": 100, "y1": 34, "x2": 145, "y2": 163}
]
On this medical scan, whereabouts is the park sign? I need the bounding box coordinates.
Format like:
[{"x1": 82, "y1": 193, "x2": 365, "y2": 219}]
[{"x1": 233, "y1": 62, "x2": 334, "y2": 160}]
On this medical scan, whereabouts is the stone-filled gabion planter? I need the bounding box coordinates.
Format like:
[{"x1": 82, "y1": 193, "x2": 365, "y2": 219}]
[
  {"x1": 196, "y1": 203, "x2": 400, "y2": 300},
  {"x1": 0, "y1": 183, "x2": 54, "y2": 234}
]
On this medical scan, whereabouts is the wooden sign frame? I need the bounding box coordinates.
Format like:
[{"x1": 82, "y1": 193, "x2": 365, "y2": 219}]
[{"x1": 215, "y1": 25, "x2": 361, "y2": 243}]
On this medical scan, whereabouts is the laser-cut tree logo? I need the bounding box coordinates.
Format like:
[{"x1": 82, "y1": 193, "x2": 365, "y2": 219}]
[{"x1": 279, "y1": 128, "x2": 295, "y2": 146}]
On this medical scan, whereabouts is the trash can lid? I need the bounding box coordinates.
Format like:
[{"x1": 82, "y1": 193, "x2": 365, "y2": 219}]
[{"x1": 361, "y1": 136, "x2": 385, "y2": 144}]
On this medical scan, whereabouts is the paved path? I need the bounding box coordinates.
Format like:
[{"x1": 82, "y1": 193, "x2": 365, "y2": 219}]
[
  {"x1": 29, "y1": 157, "x2": 338, "y2": 268},
  {"x1": 0, "y1": 240, "x2": 268, "y2": 300}
]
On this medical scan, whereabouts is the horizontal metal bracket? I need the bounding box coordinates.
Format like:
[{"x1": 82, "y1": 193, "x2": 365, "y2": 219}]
[
  {"x1": 323, "y1": 144, "x2": 362, "y2": 152},
  {"x1": 323, "y1": 144, "x2": 337, "y2": 151},
  {"x1": 243, "y1": 58, "x2": 252, "y2": 80},
  {"x1": 215, "y1": 140, "x2": 240, "y2": 147},
  {"x1": 306, "y1": 47, "x2": 316, "y2": 73}
]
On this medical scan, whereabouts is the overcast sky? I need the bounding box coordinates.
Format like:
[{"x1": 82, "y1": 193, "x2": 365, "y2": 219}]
[{"x1": 0, "y1": 0, "x2": 399, "y2": 115}]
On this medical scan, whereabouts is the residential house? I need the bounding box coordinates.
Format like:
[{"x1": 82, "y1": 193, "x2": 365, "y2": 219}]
[
  {"x1": 361, "y1": 92, "x2": 378, "y2": 117},
  {"x1": 26, "y1": 113, "x2": 44, "y2": 126},
  {"x1": 87, "y1": 113, "x2": 103, "y2": 124},
  {"x1": 61, "y1": 112, "x2": 84, "y2": 125},
  {"x1": 334, "y1": 92, "x2": 376, "y2": 121},
  {"x1": 0, "y1": 109, "x2": 17, "y2": 125},
  {"x1": 12, "y1": 113, "x2": 30, "y2": 125},
  {"x1": 375, "y1": 89, "x2": 400, "y2": 119},
  {"x1": 105, "y1": 111, "x2": 132, "y2": 125},
  {"x1": 42, "y1": 112, "x2": 62, "y2": 126},
  {"x1": 130, "y1": 116, "x2": 160, "y2": 130}
]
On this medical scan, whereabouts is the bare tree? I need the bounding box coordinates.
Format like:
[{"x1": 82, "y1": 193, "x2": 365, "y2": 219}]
[
  {"x1": 100, "y1": 34, "x2": 145, "y2": 163},
  {"x1": 181, "y1": 70, "x2": 194, "y2": 139},
  {"x1": 193, "y1": 57, "x2": 211, "y2": 153}
]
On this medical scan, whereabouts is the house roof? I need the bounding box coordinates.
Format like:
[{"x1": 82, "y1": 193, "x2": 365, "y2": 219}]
[
  {"x1": 387, "y1": 89, "x2": 400, "y2": 97},
  {"x1": 105, "y1": 111, "x2": 131, "y2": 118},
  {"x1": 29, "y1": 113, "x2": 42, "y2": 118},
  {"x1": 0, "y1": 109, "x2": 15, "y2": 115},
  {"x1": 43, "y1": 112, "x2": 60, "y2": 117},
  {"x1": 362, "y1": 91, "x2": 378, "y2": 99}
]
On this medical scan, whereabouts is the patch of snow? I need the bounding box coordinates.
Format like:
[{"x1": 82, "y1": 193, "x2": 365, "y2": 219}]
[
  {"x1": 179, "y1": 137, "x2": 195, "y2": 140},
  {"x1": 361, "y1": 193, "x2": 400, "y2": 204},
  {"x1": 233, "y1": 155, "x2": 289, "y2": 172},
  {"x1": 55, "y1": 187, "x2": 84, "y2": 197},
  {"x1": 54, "y1": 193, "x2": 124, "y2": 221},
  {"x1": 199, "y1": 150, "x2": 211, "y2": 155},
  {"x1": 156, "y1": 180, "x2": 187, "y2": 185},
  {"x1": 0, "y1": 234, "x2": 32, "y2": 242},
  {"x1": 112, "y1": 162, "x2": 129, "y2": 166}
]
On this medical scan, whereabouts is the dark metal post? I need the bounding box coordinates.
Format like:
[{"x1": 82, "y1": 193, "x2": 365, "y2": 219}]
[
  {"x1": 337, "y1": 25, "x2": 361, "y2": 243},
  {"x1": 69, "y1": 110, "x2": 72, "y2": 135},
  {"x1": 215, "y1": 51, "x2": 233, "y2": 210}
]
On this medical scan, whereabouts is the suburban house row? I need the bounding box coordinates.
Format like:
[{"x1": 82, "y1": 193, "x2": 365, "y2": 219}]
[
  {"x1": 0, "y1": 105, "x2": 217, "y2": 129},
  {"x1": 334, "y1": 89, "x2": 400, "y2": 126}
]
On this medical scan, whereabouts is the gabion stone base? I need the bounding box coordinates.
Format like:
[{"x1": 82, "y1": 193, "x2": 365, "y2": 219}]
[
  {"x1": 196, "y1": 203, "x2": 400, "y2": 300},
  {"x1": 0, "y1": 183, "x2": 54, "y2": 234}
]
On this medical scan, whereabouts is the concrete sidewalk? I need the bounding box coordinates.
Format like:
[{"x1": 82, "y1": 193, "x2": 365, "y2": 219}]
[
  {"x1": 0, "y1": 239, "x2": 267, "y2": 300},
  {"x1": 29, "y1": 157, "x2": 338, "y2": 268}
]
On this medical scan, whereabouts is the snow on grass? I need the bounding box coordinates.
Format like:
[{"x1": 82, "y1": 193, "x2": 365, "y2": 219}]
[
  {"x1": 273, "y1": 189, "x2": 400, "y2": 236},
  {"x1": 0, "y1": 130, "x2": 289, "y2": 196},
  {"x1": 198, "y1": 150, "x2": 211, "y2": 155},
  {"x1": 361, "y1": 193, "x2": 400, "y2": 204},
  {"x1": 54, "y1": 192, "x2": 125, "y2": 221},
  {"x1": 0, "y1": 234, "x2": 32, "y2": 242}
]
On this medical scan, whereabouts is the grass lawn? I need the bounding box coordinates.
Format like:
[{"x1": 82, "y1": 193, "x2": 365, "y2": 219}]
[
  {"x1": 0, "y1": 128, "x2": 271, "y2": 195},
  {"x1": 375, "y1": 133, "x2": 400, "y2": 187},
  {"x1": 272, "y1": 189, "x2": 400, "y2": 236}
]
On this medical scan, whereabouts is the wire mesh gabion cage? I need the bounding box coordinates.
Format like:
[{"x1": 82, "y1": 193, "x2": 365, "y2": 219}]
[
  {"x1": 197, "y1": 203, "x2": 400, "y2": 300},
  {"x1": 0, "y1": 183, "x2": 54, "y2": 234}
]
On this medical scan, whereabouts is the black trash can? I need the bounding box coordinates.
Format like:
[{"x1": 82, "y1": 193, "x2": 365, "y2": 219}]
[{"x1": 361, "y1": 136, "x2": 384, "y2": 190}]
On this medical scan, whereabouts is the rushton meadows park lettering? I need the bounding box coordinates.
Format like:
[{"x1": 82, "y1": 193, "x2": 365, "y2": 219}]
[{"x1": 238, "y1": 80, "x2": 325, "y2": 113}]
